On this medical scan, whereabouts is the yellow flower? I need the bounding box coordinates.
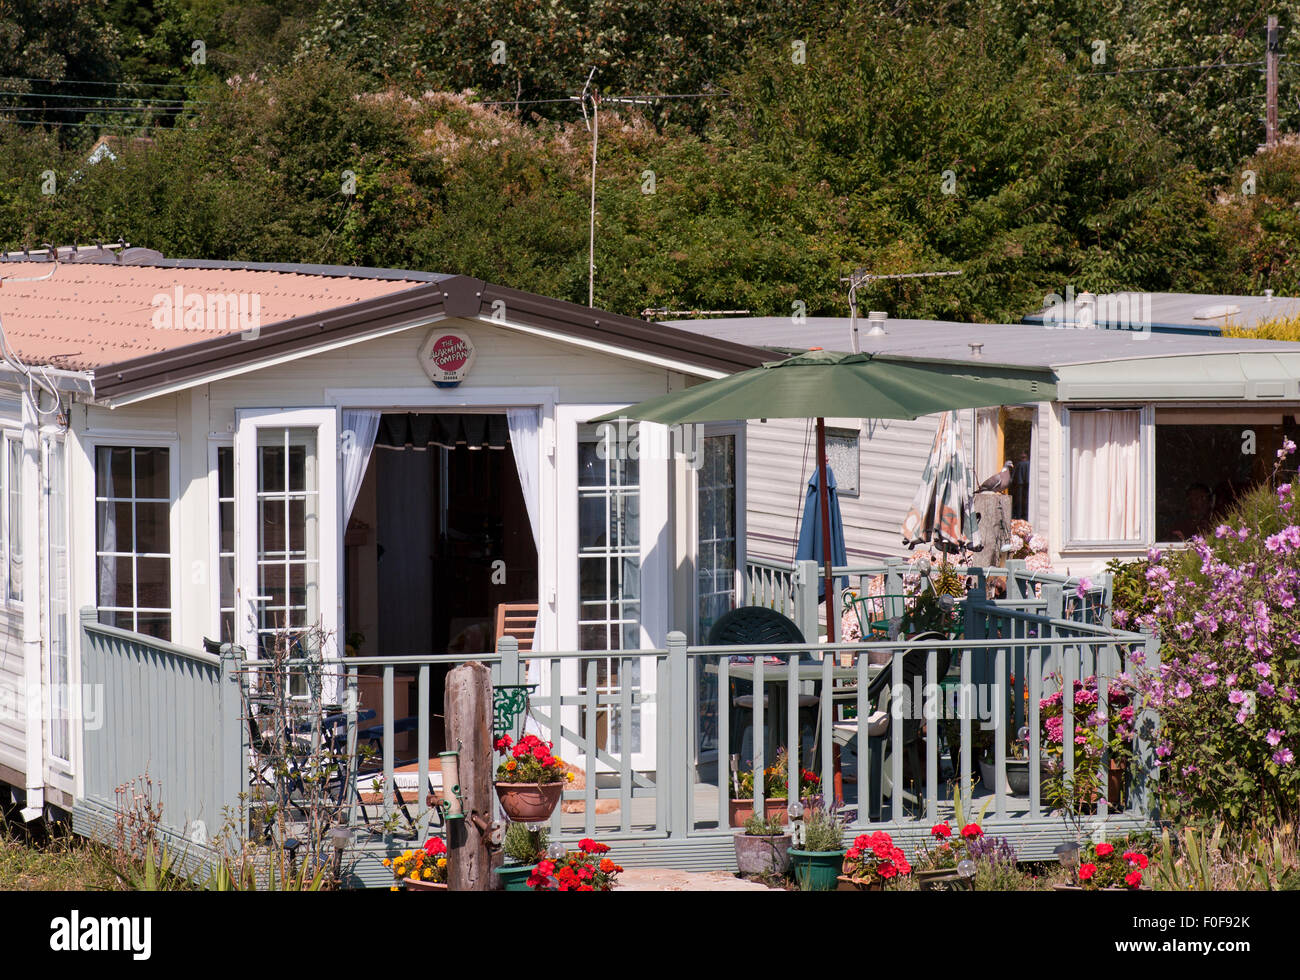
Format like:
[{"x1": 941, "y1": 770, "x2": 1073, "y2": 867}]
[
  {"x1": 390, "y1": 886, "x2": 399, "y2": 891},
  {"x1": 437, "y1": 857, "x2": 447, "y2": 868},
  {"x1": 566, "y1": 772, "x2": 575, "y2": 782},
  {"x1": 382, "y1": 858, "x2": 391, "y2": 867},
  {"x1": 422, "y1": 869, "x2": 432, "y2": 880}
]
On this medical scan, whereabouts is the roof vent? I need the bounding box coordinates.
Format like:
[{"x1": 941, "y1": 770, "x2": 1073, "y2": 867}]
[
  {"x1": 969, "y1": 343, "x2": 983, "y2": 359},
  {"x1": 865, "y1": 311, "x2": 887, "y2": 337},
  {"x1": 1193, "y1": 303, "x2": 1240, "y2": 320},
  {"x1": 1265, "y1": 289, "x2": 1275, "y2": 302}
]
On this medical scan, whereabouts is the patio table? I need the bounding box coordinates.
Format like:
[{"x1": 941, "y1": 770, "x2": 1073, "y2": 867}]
[{"x1": 705, "y1": 661, "x2": 885, "y2": 773}]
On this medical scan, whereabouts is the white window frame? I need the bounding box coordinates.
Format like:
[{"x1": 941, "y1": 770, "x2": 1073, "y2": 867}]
[
  {"x1": 1, "y1": 426, "x2": 22, "y2": 605},
  {"x1": 556, "y1": 405, "x2": 668, "y2": 772},
  {"x1": 87, "y1": 436, "x2": 180, "y2": 639},
  {"x1": 694, "y1": 422, "x2": 746, "y2": 642},
  {"x1": 209, "y1": 438, "x2": 235, "y2": 643},
  {"x1": 43, "y1": 432, "x2": 71, "y2": 767},
  {"x1": 235, "y1": 407, "x2": 340, "y2": 676},
  {"x1": 1060, "y1": 404, "x2": 1153, "y2": 550}
]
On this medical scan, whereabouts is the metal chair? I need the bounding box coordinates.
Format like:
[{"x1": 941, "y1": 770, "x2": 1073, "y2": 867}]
[
  {"x1": 706, "y1": 607, "x2": 819, "y2": 767},
  {"x1": 832, "y1": 632, "x2": 951, "y2": 820}
]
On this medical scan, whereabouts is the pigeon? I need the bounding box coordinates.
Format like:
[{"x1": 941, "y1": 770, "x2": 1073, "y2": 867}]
[{"x1": 977, "y1": 460, "x2": 1014, "y2": 493}]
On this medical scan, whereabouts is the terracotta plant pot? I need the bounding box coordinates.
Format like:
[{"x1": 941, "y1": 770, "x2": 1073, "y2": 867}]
[
  {"x1": 734, "y1": 832, "x2": 792, "y2": 876},
  {"x1": 1107, "y1": 760, "x2": 1126, "y2": 807},
  {"x1": 403, "y1": 877, "x2": 448, "y2": 891},
  {"x1": 495, "y1": 781, "x2": 564, "y2": 822},
  {"x1": 728, "y1": 796, "x2": 791, "y2": 827}
]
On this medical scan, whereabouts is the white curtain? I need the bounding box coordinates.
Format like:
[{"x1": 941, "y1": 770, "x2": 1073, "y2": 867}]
[
  {"x1": 975, "y1": 407, "x2": 1001, "y2": 484},
  {"x1": 506, "y1": 408, "x2": 542, "y2": 551},
  {"x1": 341, "y1": 409, "x2": 381, "y2": 521},
  {"x1": 1070, "y1": 409, "x2": 1141, "y2": 541}
]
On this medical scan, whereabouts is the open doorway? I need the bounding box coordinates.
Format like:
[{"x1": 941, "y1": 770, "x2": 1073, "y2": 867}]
[{"x1": 344, "y1": 411, "x2": 539, "y2": 754}]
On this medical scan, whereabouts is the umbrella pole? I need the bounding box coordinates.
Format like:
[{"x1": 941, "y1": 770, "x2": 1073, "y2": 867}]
[{"x1": 816, "y1": 417, "x2": 837, "y2": 644}]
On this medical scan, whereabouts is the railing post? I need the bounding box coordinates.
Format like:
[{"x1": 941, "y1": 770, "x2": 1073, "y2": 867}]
[
  {"x1": 1005, "y1": 558, "x2": 1027, "y2": 598},
  {"x1": 884, "y1": 557, "x2": 904, "y2": 621},
  {"x1": 666, "y1": 631, "x2": 690, "y2": 837},
  {"x1": 1132, "y1": 631, "x2": 1162, "y2": 818},
  {"x1": 1043, "y1": 583, "x2": 1064, "y2": 622},
  {"x1": 795, "y1": 560, "x2": 820, "y2": 641},
  {"x1": 218, "y1": 641, "x2": 247, "y2": 855}
]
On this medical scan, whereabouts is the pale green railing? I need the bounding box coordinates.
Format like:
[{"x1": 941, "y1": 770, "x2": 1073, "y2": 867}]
[
  {"x1": 75, "y1": 609, "x2": 246, "y2": 875},
  {"x1": 75, "y1": 591, "x2": 1156, "y2": 885}
]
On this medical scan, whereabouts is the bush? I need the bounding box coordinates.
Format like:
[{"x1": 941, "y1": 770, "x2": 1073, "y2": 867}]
[{"x1": 1126, "y1": 444, "x2": 1300, "y2": 827}]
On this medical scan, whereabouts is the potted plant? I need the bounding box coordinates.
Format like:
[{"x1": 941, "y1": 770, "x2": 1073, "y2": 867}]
[
  {"x1": 493, "y1": 734, "x2": 574, "y2": 821},
  {"x1": 1055, "y1": 840, "x2": 1151, "y2": 891},
  {"x1": 838, "y1": 829, "x2": 913, "y2": 890},
  {"x1": 787, "y1": 803, "x2": 845, "y2": 891},
  {"x1": 911, "y1": 821, "x2": 981, "y2": 886},
  {"x1": 734, "y1": 813, "x2": 792, "y2": 877},
  {"x1": 384, "y1": 836, "x2": 448, "y2": 891},
  {"x1": 728, "y1": 747, "x2": 820, "y2": 826},
  {"x1": 527, "y1": 839, "x2": 624, "y2": 891},
  {"x1": 494, "y1": 822, "x2": 549, "y2": 892}
]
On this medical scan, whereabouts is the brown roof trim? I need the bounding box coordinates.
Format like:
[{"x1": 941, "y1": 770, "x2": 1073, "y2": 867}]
[{"x1": 91, "y1": 275, "x2": 774, "y2": 404}]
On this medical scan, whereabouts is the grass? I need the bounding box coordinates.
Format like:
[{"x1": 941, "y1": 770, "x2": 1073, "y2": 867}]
[{"x1": 0, "y1": 806, "x2": 125, "y2": 891}]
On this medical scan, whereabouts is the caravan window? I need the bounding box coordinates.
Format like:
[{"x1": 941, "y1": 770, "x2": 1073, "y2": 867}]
[
  {"x1": 1064, "y1": 408, "x2": 1143, "y2": 545},
  {"x1": 95, "y1": 446, "x2": 173, "y2": 640}
]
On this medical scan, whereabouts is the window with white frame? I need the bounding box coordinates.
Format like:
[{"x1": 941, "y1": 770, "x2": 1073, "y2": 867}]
[
  {"x1": 95, "y1": 446, "x2": 172, "y2": 640},
  {"x1": 217, "y1": 445, "x2": 235, "y2": 643},
  {"x1": 824, "y1": 427, "x2": 860, "y2": 496},
  {"x1": 697, "y1": 433, "x2": 738, "y2": 639},
  {"x1": 46, "y1": 436, "x2": 70, "y2": 762},
  {"x1": 1065, "y1": 407, "x2": 1143, "y2": 545},
  {"x1": 577, "y1": 423, "x2": 641, "y2": 754},
  {"x1": 5, "y1": 432, "x2": 22, "y2": 601}
]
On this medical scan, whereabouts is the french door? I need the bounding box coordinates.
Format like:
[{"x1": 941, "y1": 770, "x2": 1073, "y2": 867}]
[
  {"x1": 556, "y1": 407, "x2": 667, "y2": 771},
  {"x1": 235, "y1": 409, "x2": 339, "y2": 697}
]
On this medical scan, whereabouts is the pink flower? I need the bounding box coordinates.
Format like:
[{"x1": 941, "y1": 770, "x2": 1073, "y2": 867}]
[
  {"x1": 1273, "y1": 748, "x2": 1294, "y2": 765},
  {"x1": 1174, "y1": 680, "x2": 1192, "y2": 699},
  {"x1": 1075, "y1": 577, "x2": 1093, "y2": 599},
  {"x1": 1266, "y1": 729, "x2": 1285, "y2": 747}
]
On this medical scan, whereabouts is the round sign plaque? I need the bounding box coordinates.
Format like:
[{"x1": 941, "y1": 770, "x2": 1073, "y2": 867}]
[{"x1": 419, "y1": 329, "x2": 476, "y2": 387}]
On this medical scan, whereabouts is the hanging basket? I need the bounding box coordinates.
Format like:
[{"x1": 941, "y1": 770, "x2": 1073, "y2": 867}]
[
  {"x1": 403, "y1": 878, "x2": 448, "y2": 891},
  {"x1": 495, "y1": 781, "x2": 564, "y2": 822}
]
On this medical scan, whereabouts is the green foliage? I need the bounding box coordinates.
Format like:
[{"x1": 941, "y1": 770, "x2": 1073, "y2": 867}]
[
  {"x1": 742, "y1": 813, "x2": 785, "y2": 837},
  {"x1": 502, "y1": 821, "x2": 549, "y2": 863},
  {"x1": 799, "y1": 806, "x2": 844, "y2": 852}
]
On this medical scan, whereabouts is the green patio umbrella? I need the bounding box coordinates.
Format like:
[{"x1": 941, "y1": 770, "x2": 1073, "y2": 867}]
[{"x1": 594, "y1": 349, "x2": 1056, "y2": 639}]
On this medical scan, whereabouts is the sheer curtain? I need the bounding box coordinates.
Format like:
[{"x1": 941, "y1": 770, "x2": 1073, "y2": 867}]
[
  {"x1": 341, "y1": 409, "x2": 381, "y2": 521},
  {"x1": 1070, "y1": 409, "x2": 1141, "y2": 541},
  {"x1": 975, "y1": 407, "x2": 1001, "y2": 484},
  {"x1": 506, "y1": 408, "x2": 542, "y2": 551}
]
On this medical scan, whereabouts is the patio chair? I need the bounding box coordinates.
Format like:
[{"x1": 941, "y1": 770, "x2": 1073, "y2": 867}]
[
  {"x1": 706, "y1": 607, "x2": 819, "y2": 766},
  {"x1": 831, "y1": 631, "x2": 950, "y2": 820}
]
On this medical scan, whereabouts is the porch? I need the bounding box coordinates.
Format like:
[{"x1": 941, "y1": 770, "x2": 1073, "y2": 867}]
[{"x1": 72, "y1": 584, "x2": 1158, "y2": 888}]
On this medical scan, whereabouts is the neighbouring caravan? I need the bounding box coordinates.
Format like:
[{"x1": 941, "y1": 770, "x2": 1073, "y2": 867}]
[{"x1": 671, "y1": 315, "x2": 1300, "y2": 577}]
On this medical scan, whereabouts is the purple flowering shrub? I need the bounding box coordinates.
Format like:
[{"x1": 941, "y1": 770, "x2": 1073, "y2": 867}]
[{"x1": 1117, "y1": 441, "x2": 1300, "y2": 826}]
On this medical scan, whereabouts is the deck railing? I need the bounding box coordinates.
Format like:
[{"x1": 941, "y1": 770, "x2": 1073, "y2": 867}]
[
  {"x1": 76, "y1": 610, "x2": 246, "y2": 872},
  {"x1": 75, "y1": 591, "x2": 1155, "y2": 884}
]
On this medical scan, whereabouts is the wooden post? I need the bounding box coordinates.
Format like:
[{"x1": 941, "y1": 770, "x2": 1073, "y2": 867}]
[
  {"x1": 1267, "y1": 15, "x2": 1280, "y2": 149},
  {"x1": 445, "y1": 661, "x2": 500, "y2": 891}
]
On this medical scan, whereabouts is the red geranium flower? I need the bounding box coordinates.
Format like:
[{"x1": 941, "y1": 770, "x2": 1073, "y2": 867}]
[
  {"x1": 1095, "y1": 842, "x2": 1114, "y2": 858},
  {"x1": 878, "y1": 863, "x2": 897, "y2": 879},
  {"x1": 1123, "y1": 851, "x2": 1149, "y2": 869},
  {"x1": 494, "y1": 735, "x2": 513, "y2": 752},
  {"x1": 1125, "y1": 870, "x2": 1143, "y2": 888},
  {"x1": 423, "y1": 837, "x2": 446, "y2": 856},
  {"x1": 960, "y1": 824, "x2": 983, "y2": 839},
  {"x1": 536, "y1": 859, "x2": 555, "y2": 876},
  {"x1": 1078, "y1": 863, "x2": 1096, "y2": 881},
  {"x1": 845, "y1": 847, "x2": 861, "y2": 860},
  {"x1": 931, "y1": 822, "x2": 952, "y2": 839}
]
